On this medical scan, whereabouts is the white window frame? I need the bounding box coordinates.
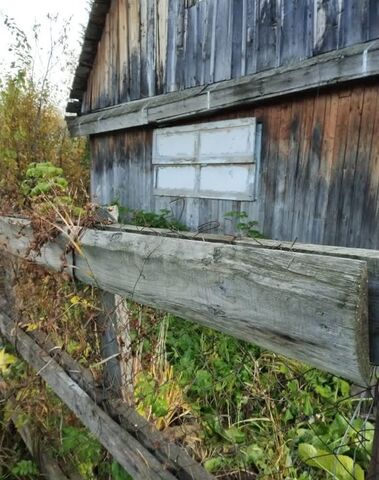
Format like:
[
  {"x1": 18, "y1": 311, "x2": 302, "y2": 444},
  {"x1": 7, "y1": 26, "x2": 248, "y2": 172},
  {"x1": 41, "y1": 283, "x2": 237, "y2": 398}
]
[{"x1": 152, "y1": 118, "x2": 261, "y2": 201}]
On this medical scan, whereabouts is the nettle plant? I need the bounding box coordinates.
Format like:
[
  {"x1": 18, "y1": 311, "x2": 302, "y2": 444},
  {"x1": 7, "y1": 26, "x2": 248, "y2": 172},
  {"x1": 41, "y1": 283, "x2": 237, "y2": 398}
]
[
  {"x1": 224, "y1": 211, "x2": 264, "y2": 238},
  {"x1": 22, "y1": 162, "x2": 68, "y2": 197},
  {"x1": 21, "y1": 162, "x2": 84, "y2": 219}
]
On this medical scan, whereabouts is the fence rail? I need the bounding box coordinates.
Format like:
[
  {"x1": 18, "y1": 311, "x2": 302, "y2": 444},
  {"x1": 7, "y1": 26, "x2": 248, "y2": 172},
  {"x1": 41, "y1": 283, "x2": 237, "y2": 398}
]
[{"x1": 0, "y1": 215, "x2": 374, "y2": 386}]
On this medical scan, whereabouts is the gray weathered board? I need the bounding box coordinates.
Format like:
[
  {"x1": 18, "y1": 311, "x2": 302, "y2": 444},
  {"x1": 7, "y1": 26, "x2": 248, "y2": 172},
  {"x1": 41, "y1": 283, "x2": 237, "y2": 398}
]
[
  {"x1": 68, "y1": 39, "x2": 379, "y2": 136},
  {"x1": 70, "y1": 0, "x2": 379, "y2": 113},
  {"x1": 0, "y1": 216, "x2": 372, "y2": 386}
]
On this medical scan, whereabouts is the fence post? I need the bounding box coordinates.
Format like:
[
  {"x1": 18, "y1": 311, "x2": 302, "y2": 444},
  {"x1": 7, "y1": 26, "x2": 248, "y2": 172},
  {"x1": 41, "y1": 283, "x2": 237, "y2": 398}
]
[{"x1": 367, "y1": 381, "x2": 379, "y2": 479}]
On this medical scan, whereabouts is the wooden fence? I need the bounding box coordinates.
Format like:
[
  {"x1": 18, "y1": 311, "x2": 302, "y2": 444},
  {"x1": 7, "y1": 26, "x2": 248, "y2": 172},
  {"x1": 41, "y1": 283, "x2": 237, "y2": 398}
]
[
  {"x1": 0, "y1": 215, "x2": 376, "y2": 386},
  {"x1": 2, "y1": 214, "x2": 379, "y2": 477}
]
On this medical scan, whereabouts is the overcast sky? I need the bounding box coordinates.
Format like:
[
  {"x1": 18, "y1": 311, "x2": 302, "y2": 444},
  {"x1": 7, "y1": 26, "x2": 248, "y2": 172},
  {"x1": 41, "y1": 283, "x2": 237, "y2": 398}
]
[{"x1": 0, "y1": 0, "x2": 90, "y2": 108}]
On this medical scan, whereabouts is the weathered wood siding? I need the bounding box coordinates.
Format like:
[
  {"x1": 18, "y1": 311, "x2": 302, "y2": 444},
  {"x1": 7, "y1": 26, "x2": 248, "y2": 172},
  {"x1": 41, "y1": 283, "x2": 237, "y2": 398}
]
[
  {"x1": 81, "y1": 0, "x2": 378, "y2": 114},
  {"x1": 91, "y1": 82, "x2": 379, "y2": 249}
]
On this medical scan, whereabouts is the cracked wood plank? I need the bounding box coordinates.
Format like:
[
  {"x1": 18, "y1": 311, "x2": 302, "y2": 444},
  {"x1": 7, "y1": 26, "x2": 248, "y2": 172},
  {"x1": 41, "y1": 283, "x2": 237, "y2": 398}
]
[{"x1": 0, "y1": 216, "x2": 370, "y2": 385}]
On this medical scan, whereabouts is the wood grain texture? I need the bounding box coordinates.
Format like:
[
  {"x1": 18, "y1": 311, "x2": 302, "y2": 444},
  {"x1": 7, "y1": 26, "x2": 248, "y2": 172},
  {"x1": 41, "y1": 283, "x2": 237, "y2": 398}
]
[
  {"x1": 68, "y1": 39, "x2": 379, "y2": 136},
  {"x1": 238, "y1": 237, "x2": 379, "y2": 366},
  {"x1": 0, "y1": 216, "x2": 371, "y2": 386},
  {"x1": 71, "y1": 0, "x2": 379, "y2": 114},
  {"x1": 88, "y1": 81, "x2": 379, "y2": 252}
]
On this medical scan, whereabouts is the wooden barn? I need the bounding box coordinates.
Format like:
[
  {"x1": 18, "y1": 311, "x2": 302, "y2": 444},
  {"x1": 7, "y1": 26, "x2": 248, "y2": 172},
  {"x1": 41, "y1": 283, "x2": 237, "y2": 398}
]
[
  {"x1": 67, "y1": 0, "x2": 379, "y2": 250},
  {"x1": 4, "y1": 4, "x2": 379, "y2": 475}
]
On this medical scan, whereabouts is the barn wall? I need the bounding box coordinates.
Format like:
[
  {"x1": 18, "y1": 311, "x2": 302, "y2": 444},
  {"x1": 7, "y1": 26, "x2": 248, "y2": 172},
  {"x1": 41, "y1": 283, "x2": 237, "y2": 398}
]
[
  {"x1": 82, "y1": 0, "x2": 379, "y2": 114},
  {"x1": 91, "y1": 81, "x2": 379, "y2": 249}
]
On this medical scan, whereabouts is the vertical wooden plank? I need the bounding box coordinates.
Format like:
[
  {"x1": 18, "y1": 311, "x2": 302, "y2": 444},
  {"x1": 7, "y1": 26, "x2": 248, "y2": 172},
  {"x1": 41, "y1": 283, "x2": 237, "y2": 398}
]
[
  {"x1": 166, "y1": 0, "x2": 179, "y2": 91},
  {"x1": 201, "y1": 0, "x2": 215, "y2": 85},
  {"x1": 197, "y1": 198, "x2": 215, "y2": 232},
  {"x1": 239, "y1": 0, "x2": 248, "y2": 76},
  {"x1": 104, "y1": 137, "x2": 116, "y2": 204},
  {"x1": 291, "y1": 96, "x2": 316, "y2": 240},
  {"x1": 101, "y1": 12, "x2": 111, "y2": 108},
  {"x1": 93, "y1": 48, "x2": 99, "y2": 110},
  {"x1": 248, "y1": 105, "x2": 265, "y2": 229},
  {"x1": 338, "y1": 0, "x2": 369, "y2": 48},
  {"x1": 140, "y1": 0, "x2": 149, "y2": 98},
  {"x1": 119, "y1": 133, "x2": 131, "y2": 213},
  {"x1": 117, "y1": 130, "x2": 154, "y2": 212},
  {"x1": 111, "y1": 1, "x2": 119, "y2": 105},
  {"x1": 90, "y1": 138, "x2": 101, "y2": 203},
  {"x1": 141, "y1": 130, "x2": 154, "y2": 211},
  {"x1": 99, "y1": 291, "x2": 123, "y2": 396},
  {"x1": 93, "y1": 137, "x2": 105, "y2": 204},
  {"x1": 214, "y1": 0, "x2": 233, "y2": 82},
  {"x1": 280, "y1": 0, "x2": 312, "y2": 65},
  {"x1": 209, "y1": 0, "x2": 218, "y2": 83},
  {"x1": 196, "y1": 0, "x2": 206, "y2": 85},
  {"x1": 323, "y1": 90, "x2": 352, "y2": 246},
  {"x1": 128, "y1": 0, "x2": 141, "y2": 100},
  {"x1": 174, "y1": 1, "x2": 186, "y2": 90},
  {"x1": 183, "y1": 4, "x2": 197, "y2": 88},
  {"x1": 280, "y1": 98, "x2": 303, "y2": 240},
  {"x1": 304, "y1": 95, "x2": 328, "y2": 243},
  {"x1": 271, "y1": 103, "x2": 292, "y2": 240},
  {"x1": 83, "y1": 71, "x2": 93, "y2": 113},
  {"x1": 313, "y1": 0, "x2": 339, "y2": 54},
  {"x1": 183, "y1": 197, "x2": 200, "y2": 230},
  {"x1": 369, "y1": 0, "x2": 379, "y2": 40},
  {"x1": 336, "y1": 88, "x2": 364, "y2": 246},
  {"x1": 356, "y1": 88, "x2": 379, "y2": 249},
  {"x1": 245, "y1": 0, "x2": 257, "y2": 74},
  {"x1": 139, "y1": 0, "x2": 156, "y2": 98},
  {"x1": 256, "y1": 0, "x2": 281, "y2": 71},
  {"x1": 312, "y1": 91, "x2": 339, "y2": 245},
  {"x1": 91, "y1": 36, "x2": 99, "y2": 110},
  {"x1": 155, "y1": 0, "x2": 168, "y2": 94},
  {"x1": 113, "y1": 133, "x2": 123, "y2": 207},
  {"x1": 118, "y1": 0, "x2": 129, "y2": 103},
  {"x1": 261, "y1": 104, "x2": 281, "y2": 236},
  {"x1": 231, "y1": 0, "x2": 244, "y2": 79},
  {"x1": 350, "y1": 86, "x2": 379, "y2": 248},
  {"x1": 219, "y1": 200, "x2": 240, "y2": 234},
  {"x1": 366, "y1": 91, "x2": 379, "y2": 249}
]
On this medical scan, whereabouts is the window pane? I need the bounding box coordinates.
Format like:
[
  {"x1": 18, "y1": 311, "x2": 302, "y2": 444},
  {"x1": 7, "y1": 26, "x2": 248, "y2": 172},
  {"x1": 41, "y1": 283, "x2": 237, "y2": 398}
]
[
  {"x1": 199, "y1": 125, "x2": 254, "y2": 157},
  {"x1": 155, "y1": 132, "x2": 196, "y2": 159},
  {"x1": 199, "y1": 165, "x2": 254, "y2": 196},
  {"x1": 156, "y1": 165, "x2": 197, "y2": 191}
]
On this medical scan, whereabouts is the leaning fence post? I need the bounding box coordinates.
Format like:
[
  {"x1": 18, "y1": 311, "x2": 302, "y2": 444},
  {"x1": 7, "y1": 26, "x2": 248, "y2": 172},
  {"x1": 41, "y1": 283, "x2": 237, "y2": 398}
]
[{"x1": 367, "y1": 381, "x2": 379, "y2": 479}]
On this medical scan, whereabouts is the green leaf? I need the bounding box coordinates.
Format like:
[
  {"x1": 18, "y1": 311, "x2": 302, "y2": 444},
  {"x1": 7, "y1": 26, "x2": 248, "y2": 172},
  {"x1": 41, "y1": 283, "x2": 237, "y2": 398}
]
[
  {"x1": 152, "y1": 398, "x2": 169, "y2": 418},
  {"x1": 298, "y1": 443, "x2": 364, "y2": 480},
  {"x1": 243, "y1": 444, "x2": 264, "y2": 464},
  {"x1": 111, "y1": 461, "x2": 133, "y2": 480},
  {"x1": 224, "y1": 426, "x2": 245, "y2": 444},
  {"x1": 204, "y1": 457, "x2": 226, "y2": 473}
]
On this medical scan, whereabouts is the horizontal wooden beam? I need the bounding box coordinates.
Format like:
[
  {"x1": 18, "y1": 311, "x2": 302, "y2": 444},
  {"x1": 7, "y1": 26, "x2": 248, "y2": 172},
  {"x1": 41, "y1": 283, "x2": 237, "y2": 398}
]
[
  {"x1": 0, "y1": 216, "x2": 371, "y2": 385},
  {"x1": 99, "y1": 224, "x2": 379, "y2": 364},
  {"x1": 0, "y1": 306, "x2": 176, "y2": 480},
  {"x1": 67, "y1": 40, "x2": 379, "y2": 136}
]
